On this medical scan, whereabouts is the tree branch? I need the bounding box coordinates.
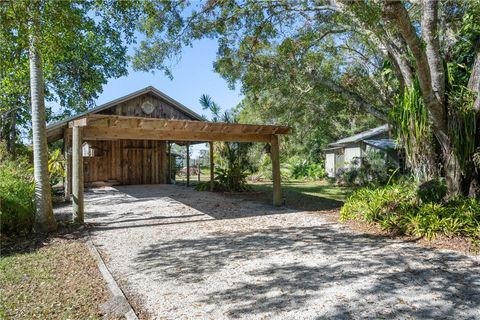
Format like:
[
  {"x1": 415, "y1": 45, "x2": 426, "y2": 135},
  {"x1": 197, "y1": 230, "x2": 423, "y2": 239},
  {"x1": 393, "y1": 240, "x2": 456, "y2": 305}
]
[
  {"x1": 383, "y1": 0, "x2": 449, "y2": 147},
  {"x1": 335, "y1": 0, "x2": 414, "y2": 88},
  {"x1": 380, "y1": 18, "x2": 415, "y2": 88},
  {"x1": 309, "y1": 70, "x2": 388, "y2": 122}
]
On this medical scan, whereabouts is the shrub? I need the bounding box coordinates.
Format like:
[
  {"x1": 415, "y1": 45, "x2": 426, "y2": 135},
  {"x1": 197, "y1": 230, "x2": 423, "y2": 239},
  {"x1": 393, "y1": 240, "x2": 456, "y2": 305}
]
[
  {"x1": 441, "y1": 197, "x2": 480, "y2": 237},
  {"x1": 340, "y1": 180, "x2": 480, "y2": 241},
  {"x1": 252, "y1": 154, "x2": 274, "y2": 181},
  {"x1": 417, "y1": 178, "x2": 447, "y2": 204},
  {"x1": 0, "y1": 157, "x2": 35, "y2": 235},
  {"x1": 0, "y1": 144, "x2": 65, "y2": 235},
  {"x1": 289, "y1": 159, "x2": 326, "y2": 180},
  {"x1": 195, "y1": 167, "x2": 252, "y2": 192},
  {"x1": 406, "y1": 203, "x2": 445, "y2": 239},
  {"x1": 340, "y1": 181, "x2": 416, "y2": 222},
  {"x1": 195, "y1": 180, "x2": 221, "y2": 192},
  {"x1": 215, "y1": 167, "x2": 252, "y2": 192},
  {"x1": 48, "y1": 148, "x2": 65, "y2": 187},
  {"x1": 336, "y1": 151, "x2": 398, "y2": 187},
  {"x1": 249, "y1": 154, "x2": 297, "y2": 182}
]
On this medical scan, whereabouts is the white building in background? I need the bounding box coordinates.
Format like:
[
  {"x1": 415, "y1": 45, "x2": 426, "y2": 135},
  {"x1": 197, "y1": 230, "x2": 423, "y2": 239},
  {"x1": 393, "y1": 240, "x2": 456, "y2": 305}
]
[{"x1": 324, "y1": 124, "x2": 402, "y2": 178}]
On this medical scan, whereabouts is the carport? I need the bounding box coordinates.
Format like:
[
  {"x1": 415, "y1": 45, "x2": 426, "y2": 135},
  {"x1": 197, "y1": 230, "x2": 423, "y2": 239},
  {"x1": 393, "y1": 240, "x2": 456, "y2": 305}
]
[
  {"x1": 62, "y1": 114, "x2": 289, "y2": 221},
  {"x1": 46, "y1": 87, "x2": 289, "y2": 223}
]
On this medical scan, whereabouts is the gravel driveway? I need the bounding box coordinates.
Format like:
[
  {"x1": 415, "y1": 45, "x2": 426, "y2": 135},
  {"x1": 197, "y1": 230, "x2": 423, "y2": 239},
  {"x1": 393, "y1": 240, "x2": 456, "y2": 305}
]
[{"x1": 79, "y1": 185, "x2": 479, "y2": 319}]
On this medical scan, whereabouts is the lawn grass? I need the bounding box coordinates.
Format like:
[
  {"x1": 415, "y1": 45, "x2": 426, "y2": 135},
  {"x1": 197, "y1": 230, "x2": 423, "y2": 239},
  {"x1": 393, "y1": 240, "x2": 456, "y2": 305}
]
[
  {"x1": 0, "y1": 238, "x2": 110, "y2": 319},
  {"x1": 183, "y1": 175, "x2": 352, "y2": 212},
  {"x1": 248, "y1": 180, "x2": 353, "y2": 211}
]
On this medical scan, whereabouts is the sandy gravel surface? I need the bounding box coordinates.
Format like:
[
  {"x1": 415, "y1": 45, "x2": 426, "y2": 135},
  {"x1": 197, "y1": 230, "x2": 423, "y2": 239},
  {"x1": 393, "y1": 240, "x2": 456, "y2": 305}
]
[{"x1": 62, "y1": 185, "x2": 480, "y2": 320}]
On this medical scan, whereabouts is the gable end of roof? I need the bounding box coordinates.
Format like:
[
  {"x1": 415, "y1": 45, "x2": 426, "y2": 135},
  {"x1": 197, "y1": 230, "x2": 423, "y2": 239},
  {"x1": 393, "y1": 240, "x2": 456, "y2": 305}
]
[{"x1": 46, "y1": 86, "x2": 203, "y2": 131}]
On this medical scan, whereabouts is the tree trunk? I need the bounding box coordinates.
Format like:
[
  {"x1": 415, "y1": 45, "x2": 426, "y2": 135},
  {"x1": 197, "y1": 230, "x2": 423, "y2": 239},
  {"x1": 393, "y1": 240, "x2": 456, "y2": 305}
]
[
  {"x1": 444, "y1": 150, "x2": 462, "y2": 197},
  {"x1": 7, "y1": 108, "x2": 17, "y2": 157},
  {"x1": 383, "y1": 1, "x2": 450, "y2": 150},
  {"x1": 29, "y1": 7, "x2": 57, "y2": 233},
  {"x1": 0, "y1": 108, "x2": 17, "y2": 157},
  {"x1": 468, "y1": 46, "x2": 480, "y2": 198},
  {"x1": 382, "y1": 1, "x2": 468, "y2": 197},
  {"x1": 422, "y1": 0, "x2": 445, "y2": 107},
  {"x1": 469, "y1": 46, "x2": 480, "y2": 112},
  {"x1": 469, "y1": 171, "x2": 480, "y2": 199},
  {"x1": 0, "y1": 113, "x2": 4, "y2": 143}
]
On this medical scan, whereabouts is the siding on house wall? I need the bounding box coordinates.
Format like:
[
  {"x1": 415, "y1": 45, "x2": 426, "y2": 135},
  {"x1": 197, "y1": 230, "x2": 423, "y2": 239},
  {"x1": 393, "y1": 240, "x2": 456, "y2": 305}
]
[
  {"x1": 82, "y1": 139, "x2": 168, "y2": 185},
  {"x1": 335, "y1": 150, "x2": 345, "y2": 171},
  {"x1": 325, "y1": 152, "x2": 336, "y2": 178},
  {"x1": 78, "y1": 92, "x2": 197, "y2": 185},
  {"x1": 344, "y1": 143, "x2": 362, "y2": 167},
  {"x1": 97, "y1": 92, "x2": 196, "y2": 120}
]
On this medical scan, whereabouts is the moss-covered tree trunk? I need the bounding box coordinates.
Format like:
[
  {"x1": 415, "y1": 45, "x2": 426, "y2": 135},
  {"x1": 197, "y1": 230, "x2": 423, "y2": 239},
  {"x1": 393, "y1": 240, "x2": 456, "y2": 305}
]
[
  {"x1": 382, "y1": 0, "x2": 479, "y2": 198},
  {"x1": 467, "y1": 47, "x2": 480, "y2": 198}
]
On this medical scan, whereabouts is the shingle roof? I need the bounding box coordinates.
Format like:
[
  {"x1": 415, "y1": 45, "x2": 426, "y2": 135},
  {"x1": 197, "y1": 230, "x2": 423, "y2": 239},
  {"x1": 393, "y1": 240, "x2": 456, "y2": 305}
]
[{"x1": 328, "y1": 124, "x2": 390, "y2": 147}]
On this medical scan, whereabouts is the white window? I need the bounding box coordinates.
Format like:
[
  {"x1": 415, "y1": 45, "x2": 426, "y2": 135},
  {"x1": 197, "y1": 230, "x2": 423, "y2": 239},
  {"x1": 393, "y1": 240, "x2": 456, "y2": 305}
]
[{"x1": 82, "y1": 142, "x2": 95, "y2": 157}]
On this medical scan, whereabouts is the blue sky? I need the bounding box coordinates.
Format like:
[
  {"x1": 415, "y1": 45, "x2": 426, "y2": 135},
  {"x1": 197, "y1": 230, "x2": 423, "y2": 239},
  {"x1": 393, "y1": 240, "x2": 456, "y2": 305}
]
[
  {"x1": 96, "y1": 39, "x2": 242, "y2": 119},
  {"x1": 93, "y1": 38, "x2": 241, "y2": 158}
]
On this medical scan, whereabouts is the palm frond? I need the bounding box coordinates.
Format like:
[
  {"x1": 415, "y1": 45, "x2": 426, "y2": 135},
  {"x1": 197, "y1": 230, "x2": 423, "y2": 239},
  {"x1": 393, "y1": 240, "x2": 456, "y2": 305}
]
[{"x1": 199, "y1": 94, "x2": 213, "y2": 110}]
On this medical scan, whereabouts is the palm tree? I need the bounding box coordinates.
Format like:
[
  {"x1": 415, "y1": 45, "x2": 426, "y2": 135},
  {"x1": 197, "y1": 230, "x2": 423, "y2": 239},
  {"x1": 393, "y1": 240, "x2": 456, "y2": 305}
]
[
  {"x1": 199, "y1": 94, "x2": 252, "y2": 191},
  {"x1": 28, "y1": 3, "x2": 57, "y2": 233}
]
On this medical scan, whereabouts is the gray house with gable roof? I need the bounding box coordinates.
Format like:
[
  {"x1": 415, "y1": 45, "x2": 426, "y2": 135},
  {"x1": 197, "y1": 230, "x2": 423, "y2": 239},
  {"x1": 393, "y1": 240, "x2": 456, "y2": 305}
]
[{"x1": 324, "y1": 124, "x2": 402, "y2": 178}]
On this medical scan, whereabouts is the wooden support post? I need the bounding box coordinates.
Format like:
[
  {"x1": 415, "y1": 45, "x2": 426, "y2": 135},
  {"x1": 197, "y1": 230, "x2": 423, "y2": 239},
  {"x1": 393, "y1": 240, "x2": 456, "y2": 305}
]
[
  {"x1": 186, "y1": 143, "x2": 190, "y2": 187},
  {"x1": 270, "y1": 134, "x2": 282, "y2": 206},
  {"x1": 167, "y1": 142, "x2": 171, "y2": 184},
  {"x1": 209, "y1": 141, "x2": 214, "y2": 192},
  {"x1": 197, "y1": 160, "x2": 200, "y2": 182},
  {"x1": 64, "y1": 131, "x2": 72, "y2": 201},
  {"x1": 72, "y1": 126, "x2": 84, "y2": 223}
]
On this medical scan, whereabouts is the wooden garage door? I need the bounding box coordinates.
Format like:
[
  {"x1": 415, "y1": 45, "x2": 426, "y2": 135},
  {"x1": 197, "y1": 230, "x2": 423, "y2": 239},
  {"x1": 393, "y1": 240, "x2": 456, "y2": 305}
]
[{"x1": 122, "y1": 146, "x2": 153, "y2": 185}]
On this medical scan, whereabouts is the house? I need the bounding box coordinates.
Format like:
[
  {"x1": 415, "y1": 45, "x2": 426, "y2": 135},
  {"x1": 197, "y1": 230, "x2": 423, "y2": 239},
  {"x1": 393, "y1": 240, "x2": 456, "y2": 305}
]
[
  {"x1": 46, "y1": 86, "x2": 290, "y2": 219},
  {"x1": 324, "y1": 124, "x2": 402, "y2": 178}
]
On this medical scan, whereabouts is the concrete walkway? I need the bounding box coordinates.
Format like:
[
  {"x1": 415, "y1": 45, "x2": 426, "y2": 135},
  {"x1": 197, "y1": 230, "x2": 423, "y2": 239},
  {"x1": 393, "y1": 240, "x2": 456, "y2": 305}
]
[{"x1": 73, "y1": 185, "x2": 479, "y2": 319}]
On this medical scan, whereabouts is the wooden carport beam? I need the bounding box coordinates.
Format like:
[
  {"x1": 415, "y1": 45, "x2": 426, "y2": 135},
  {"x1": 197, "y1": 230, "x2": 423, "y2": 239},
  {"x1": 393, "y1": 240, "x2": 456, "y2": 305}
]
[
  {"x1": 84, "y1": 114, "x2": 290, "y2": 134},
  {"x1": 82, "y1": 127, "x2": 273, "y2": 143},
  {"x1": 72, "y1": 125, "x2": 84, "y2": 223},
  {"x1": 270, "y1": 134, "x2": 282, "y2": 206},
  {"x1": 63, "y1": 115, "x2": 289, "y2": 143}
]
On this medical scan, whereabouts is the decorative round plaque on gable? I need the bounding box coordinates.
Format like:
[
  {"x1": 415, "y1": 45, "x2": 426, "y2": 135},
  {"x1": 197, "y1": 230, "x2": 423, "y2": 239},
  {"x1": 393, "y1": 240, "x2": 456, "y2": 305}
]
[{"x1": 141, "y1": 101, "x2": 155, "y2": 114}]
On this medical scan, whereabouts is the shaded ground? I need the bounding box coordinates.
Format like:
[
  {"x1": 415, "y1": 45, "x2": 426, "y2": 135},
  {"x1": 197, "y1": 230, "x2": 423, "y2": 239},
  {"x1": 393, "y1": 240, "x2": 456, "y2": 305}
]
[
  {"x1": 245, "y1": 180, "x2": 351, "y2": 211},
  {"x1": 245, "y1": 181, "x2": 478, "y2": 254},
  {"x1": 0, "y1": 236, "x2": 110, "y2": 319},
  {"x1": 60, "y1": 185, "x2": 480, "y2": 319}
]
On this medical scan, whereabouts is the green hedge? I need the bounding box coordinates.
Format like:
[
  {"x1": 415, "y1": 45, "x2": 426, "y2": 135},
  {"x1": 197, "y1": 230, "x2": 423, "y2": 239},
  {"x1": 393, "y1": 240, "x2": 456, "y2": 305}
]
[
  {"x1": 340, "y1": 181, "x2": 480, "y2": 241},
  {"x1": 0, "y1": 159, "x2": 35, "y2": 235}
]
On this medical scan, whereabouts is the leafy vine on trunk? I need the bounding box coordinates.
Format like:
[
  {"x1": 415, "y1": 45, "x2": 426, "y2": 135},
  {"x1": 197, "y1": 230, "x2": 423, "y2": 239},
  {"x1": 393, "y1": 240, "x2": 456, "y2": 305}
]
[{"x1": 390, "y1": 80, "x2": 439, "y2": 182}]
